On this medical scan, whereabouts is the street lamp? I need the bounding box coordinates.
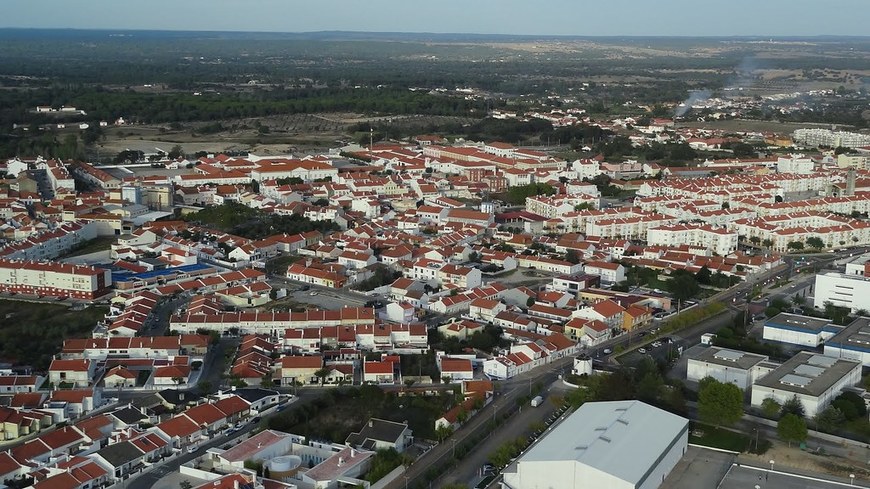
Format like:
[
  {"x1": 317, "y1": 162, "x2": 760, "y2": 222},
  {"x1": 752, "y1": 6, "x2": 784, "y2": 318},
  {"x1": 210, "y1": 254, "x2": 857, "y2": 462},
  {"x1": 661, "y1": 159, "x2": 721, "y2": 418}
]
[
  {"x1": 850, "y1": 474, "x2": 855, "y2": 486},
  {"x1": 769, "y1": 459, "x2": 775, "y2": 472},
  {"x1": 404, "y1": 476, "x2": 409, "y2": 489}
]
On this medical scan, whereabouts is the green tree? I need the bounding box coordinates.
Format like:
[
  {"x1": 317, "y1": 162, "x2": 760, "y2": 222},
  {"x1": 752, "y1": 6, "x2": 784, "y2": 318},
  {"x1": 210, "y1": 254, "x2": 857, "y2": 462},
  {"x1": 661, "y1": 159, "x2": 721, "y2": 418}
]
[
  {"x1": 749, "y1": 236, "x2": 761, "y2": 246},
  {"x1": 314, "y1": 367, "x2": 331, "y2": 386},
  {"x1": 787, "y1": 241, "x2": 804, "y2": 251},
  {"x1": 762, "y1": 239, "x2": 774, "y2": 248},
  {"x1": 777, "y1": 413, "x2": 807, "y2": 447},
  {"x1": 761, "y1": 398, "x2": 781, "y2": 418},
  {"x1": 780, "y1": 395, "x2": 805, "y2": 418},
  {"x1": 565, "y1": 249, "x2": 580, "y2": 264},
  {"x1": 806, "y1": 237, "x2": 824, "y2": 250},
  {"x1": 168, "y1": 144, "x2": 184, "y2": 159},
  {"x1": 697, "y1": 377, "x2": 743, "y2": 427},
  {"x1": 695, "y1": 266, "x2": 712, "y2": 285},
  {"x1": 814, "y1": 406, "x2": 846, "y2": 432},
  {"x1": 668, "y1": 273, "x2": 700, "y2": 307}
]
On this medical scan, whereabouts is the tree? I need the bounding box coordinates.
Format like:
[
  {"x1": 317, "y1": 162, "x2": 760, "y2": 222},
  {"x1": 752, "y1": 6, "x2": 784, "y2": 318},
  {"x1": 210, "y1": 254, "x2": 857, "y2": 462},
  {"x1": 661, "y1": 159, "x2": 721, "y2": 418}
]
[
  {"x1": 314, "y1": 367, "x2": 331, "y2": 386},
  {"x1": 564, "y1": 249, "x2": 580, "y2": 264},
  {"x1": 695, "y1": 266, "x2": 712, "y2": 285},
  {"x1": 749, "y1": 236, "x2": 761, "y2": 245},
  {"x1": 197, "y1": 380, "x2": 213, "y2": 393},
  {"x1": 668, "y1": 274, "x2": 700, "y2": 307},
  {"x1": 814, "y1": 406, "x2": 846, "y2": 432},
  {"x1": 805, "y1": 237, "x2": 824, "y2": 250},
  {"x1": 787, "y1": 241, "x2": 804, "y2": 251},
  {"x1": 761, "y1": 397, "x2": 781, "y2": 418},
  {"x1": 780, "y1": 395, "x2": 805, "y2": 418},
  {"x1": 180, "y1": 481, "x2": 193, "y2": 489},
  {"x1": 435, "y1": 425, "x2": 453, "y2": 442},
  {"x1": 697, "y1": 377, "x2": 743, "y2": 427},
  {"x1": 777, "y1": 413, "x2": 807, "y2": 447},
  {"x1": 168, "y1": 144, "x2": 184, "y2": 159},
  {"x1": 762, "y1": 239, "x2": 773, "y2": 248},
  {"x1": 792, "y1": 295, "x2": 805, "y2": 306}
]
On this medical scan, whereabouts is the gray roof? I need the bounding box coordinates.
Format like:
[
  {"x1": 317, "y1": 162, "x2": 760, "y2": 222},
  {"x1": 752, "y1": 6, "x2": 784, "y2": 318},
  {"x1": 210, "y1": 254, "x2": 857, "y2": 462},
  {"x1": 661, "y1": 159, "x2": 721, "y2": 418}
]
[
  {"x1": 346, "y1": 418, "x2": 409, "y2": 447},
  {"x1": 96, "y1": 441, "x2": 145, "y2": 467},
  {"x1": 690, "y1": 347, "x2": 768, "y2": 370},
  {"x1": 753, "y1": 352, "x2": 860, "y2": 397},
  {"x1": 765, "y1": 313, "x2": 832, "y2": 333},
  {"x1": 111, "y1": 406, "x2": 148, "y2": 425},
  {"x1": 515, "y1": 400, "x2": 688, "y2": 484},
  {"x1": 234, "y1": 388, "x2": 279, "y2": 404},
  {"x1": 824, "y1": 316, "x2": 870, "y2": 351}
]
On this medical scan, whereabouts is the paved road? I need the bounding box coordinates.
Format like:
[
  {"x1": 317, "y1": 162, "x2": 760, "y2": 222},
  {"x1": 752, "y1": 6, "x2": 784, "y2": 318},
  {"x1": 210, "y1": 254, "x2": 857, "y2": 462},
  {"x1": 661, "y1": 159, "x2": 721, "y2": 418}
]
[
  {"x1": 442, "y1": 380, "x2": 573, "y2": 488},
  {"x1": 384, "y1": 356, "x2": 577, "y2": 489}
]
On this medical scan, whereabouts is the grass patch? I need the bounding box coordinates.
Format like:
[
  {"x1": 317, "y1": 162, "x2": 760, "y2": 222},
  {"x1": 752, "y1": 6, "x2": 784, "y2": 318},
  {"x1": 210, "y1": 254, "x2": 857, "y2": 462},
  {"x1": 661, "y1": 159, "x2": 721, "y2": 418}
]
[
  {"x1": 689, "y1": 422, "x2": 771, "y2": 454},
  {"x1": 0, "y1": 300, "x2": 107, "y2": 369},
  {"x1": 268, "y1": 385, "x2": 458, "y2": 442},
  {"x1": 265, "y1": 254, "x2": 303, "y2": 276},
  {"x1": 61, "y1": 236, "x2": 118, "y2": 258}
]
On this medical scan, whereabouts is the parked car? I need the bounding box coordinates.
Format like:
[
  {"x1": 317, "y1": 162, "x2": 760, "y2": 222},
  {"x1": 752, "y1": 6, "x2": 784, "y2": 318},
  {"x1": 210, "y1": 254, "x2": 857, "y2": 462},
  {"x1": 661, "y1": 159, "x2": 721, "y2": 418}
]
[{"x1": 638, "y1": 348, "x2": 647, "y2": 354}]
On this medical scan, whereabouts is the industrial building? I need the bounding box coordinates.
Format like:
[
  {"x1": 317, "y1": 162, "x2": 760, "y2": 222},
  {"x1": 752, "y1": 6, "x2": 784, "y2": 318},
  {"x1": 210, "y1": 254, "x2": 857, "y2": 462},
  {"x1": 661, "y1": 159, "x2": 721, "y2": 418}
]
[
  {"x1": 687, "y1": 347, "x2": 777, "y2": 390},
  {"x1": 750, "y1": 352, "x2": 861, "y2": 417},
  {"x1": 501, "y1": 400, "x2": 688, "y2": 489},
  {"x1": 823, "y1": 316, "x2": 870, "y2": 366},
  {"x1": 762, "y1": 313, "x2": 839, "y2": 347}
]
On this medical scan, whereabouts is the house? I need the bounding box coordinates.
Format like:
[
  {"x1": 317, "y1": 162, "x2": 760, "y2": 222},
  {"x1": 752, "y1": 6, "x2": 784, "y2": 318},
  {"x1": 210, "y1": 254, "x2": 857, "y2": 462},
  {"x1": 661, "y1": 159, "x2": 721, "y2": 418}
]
[
  {"x1": 0, "y1": 375, "x2": 44, "y2": 394},
  {"x1": 154, "y1": 414, "x2": 202, "y2": 447},
  {"x1": 573, "y1": 300, "x2": 625, "y2": 330},
  {"x1": 439, "y1": 357, "x2": 474, "y2": 382},
  {"x1": 583, "y1": 261, "x2": 626, "y2": 284},
  {"x1": 468, "y1": 298, "x2": 507, "y2": 323},
  {"x1": 183, "y1": 402, "x2": 228, "y2": 435},
  {"x1": 279, "y1": 355, "x2": 323, "y2": 386},
  {"x1": 363, "y1": 361, "x2": 395, "y2": 384},
  {"x1": 346, "y1": 418, "x2": 413, "y2": 453},
  {"x1": 384, "y1": 302, "x2": 416, "y2": 324},
  {"x1": 623, "y1": 304, "x2": 652, "y2": 331},
  {"x1": 91, "y1": 441, "x2": 147, "y2": 482},
  {"x1": 48, "y1": 359, "x2": 95, "y2": 387},
  {"x1": 104, "y1": 366, "x2": 137, "y2": 388}
]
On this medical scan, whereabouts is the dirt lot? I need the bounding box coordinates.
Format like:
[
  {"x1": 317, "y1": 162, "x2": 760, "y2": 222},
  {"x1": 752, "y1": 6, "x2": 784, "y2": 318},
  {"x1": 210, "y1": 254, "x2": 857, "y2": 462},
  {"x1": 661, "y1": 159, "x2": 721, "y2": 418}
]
[
  {"x1": 97, "y1": 113, "x2": 478, "y2": 157},
  {"x1": 740, "y1": 441, "x2": 870, "y2": 480}
]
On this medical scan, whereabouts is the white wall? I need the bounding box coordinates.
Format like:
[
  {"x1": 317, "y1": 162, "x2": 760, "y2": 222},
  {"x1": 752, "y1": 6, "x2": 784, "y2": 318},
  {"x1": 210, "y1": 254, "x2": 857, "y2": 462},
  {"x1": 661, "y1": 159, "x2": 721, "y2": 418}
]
[
  {"x1": 686, "y1": 360, "x2": 751, "y2": 390},
  {"x1": 814, "y1": 272, "x2": 870, "y2": 313}
]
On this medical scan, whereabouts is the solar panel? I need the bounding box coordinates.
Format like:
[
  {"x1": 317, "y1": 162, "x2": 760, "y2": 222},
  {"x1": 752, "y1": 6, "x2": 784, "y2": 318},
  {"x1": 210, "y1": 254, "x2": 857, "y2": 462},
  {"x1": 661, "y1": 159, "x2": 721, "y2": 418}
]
[
  {"x1": 714, "y1": 350, "x2": 745, "y2": 362},
  {"x1": 807, "y1": 355, "x2": 837, "y2": 368},
  {"x1": 794, "y1": 364, "x2": 824, "y2": 378},
  {"x1": 780, "y1": 374, "x2": 811, "y2": 388}
]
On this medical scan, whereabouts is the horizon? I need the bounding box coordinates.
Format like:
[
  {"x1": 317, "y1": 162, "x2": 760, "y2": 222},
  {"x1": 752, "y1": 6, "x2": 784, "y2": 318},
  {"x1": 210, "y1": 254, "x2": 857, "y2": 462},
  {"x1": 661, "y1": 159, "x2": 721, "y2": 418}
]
[
  {"x1": 3, "y1": 0, "x2": 870, "y2": 37},
  {"x1": 3, "y1": 27, "x2": 870, "y2": 40}
]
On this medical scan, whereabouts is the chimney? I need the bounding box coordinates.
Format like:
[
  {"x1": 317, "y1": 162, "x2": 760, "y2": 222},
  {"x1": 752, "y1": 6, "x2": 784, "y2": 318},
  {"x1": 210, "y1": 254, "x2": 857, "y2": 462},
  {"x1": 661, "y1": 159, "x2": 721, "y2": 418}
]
[
  {"x1": 338, "y1": 457, "x2": 344, "y2": 467},
  {"x1": 351, "y1": 448, "x2": 356, "y2": 458},
  {"x1": 368, "y1": 420, "x2": 373, "y2": 428},
  {"x1": 234, "y1": 481, "x2": 239, "y2": 489}
]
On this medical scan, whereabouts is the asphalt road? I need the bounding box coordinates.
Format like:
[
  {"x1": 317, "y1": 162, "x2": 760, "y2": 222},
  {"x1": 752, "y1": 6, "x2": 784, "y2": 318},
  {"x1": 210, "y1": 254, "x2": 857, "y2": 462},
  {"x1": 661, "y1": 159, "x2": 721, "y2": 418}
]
[{"x1": 442, "y1": 380, "x2": 574, "y2": 488}]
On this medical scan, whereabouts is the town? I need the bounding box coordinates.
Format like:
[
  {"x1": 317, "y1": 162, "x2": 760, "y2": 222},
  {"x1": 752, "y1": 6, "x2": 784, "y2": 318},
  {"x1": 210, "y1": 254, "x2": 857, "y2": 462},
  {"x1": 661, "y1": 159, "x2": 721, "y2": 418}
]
[{"x1": 1, "y1": 20, "x2": 870, "y2": 489}]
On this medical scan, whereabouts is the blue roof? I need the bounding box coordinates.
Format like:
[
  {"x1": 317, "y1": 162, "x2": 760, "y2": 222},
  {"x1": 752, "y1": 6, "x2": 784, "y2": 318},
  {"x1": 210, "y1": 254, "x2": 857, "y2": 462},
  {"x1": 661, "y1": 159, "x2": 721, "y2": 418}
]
[{"x1": 112, "y1": 263, "x2": 211, "y2": 283}]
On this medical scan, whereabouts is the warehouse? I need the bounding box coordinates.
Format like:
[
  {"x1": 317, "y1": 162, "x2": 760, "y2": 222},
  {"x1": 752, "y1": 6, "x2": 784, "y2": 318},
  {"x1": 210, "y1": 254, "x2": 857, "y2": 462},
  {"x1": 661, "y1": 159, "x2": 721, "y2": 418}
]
[
  {"x1": 687, "y1": 347, "x2": 777, "y2": 390},
  {"x1": 762, "y1": 312, "x2": 839, "y2": 347},
  {"x1": 823, "y1": 316, "x2": 870, "y2": 366},
  {"x1": 502, "y1": 400, "x2": 688, "y2": 489},
  {"x1": 750, "y1": 352, "x2": 861, "y2": 417}
]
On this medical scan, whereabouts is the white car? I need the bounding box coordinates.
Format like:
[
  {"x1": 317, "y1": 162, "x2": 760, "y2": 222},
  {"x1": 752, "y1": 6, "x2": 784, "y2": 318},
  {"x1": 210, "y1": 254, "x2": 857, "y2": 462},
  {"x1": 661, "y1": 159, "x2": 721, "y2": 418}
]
[
  {"x1": 602, "y1": 348, "x2": 612, "y2": 355},
  {"x1": 186, "y1": 444, "x2": 199, "y2": 454},
  {"x1": 638, "y1": 348, "x2": 647, "y2": 354}
]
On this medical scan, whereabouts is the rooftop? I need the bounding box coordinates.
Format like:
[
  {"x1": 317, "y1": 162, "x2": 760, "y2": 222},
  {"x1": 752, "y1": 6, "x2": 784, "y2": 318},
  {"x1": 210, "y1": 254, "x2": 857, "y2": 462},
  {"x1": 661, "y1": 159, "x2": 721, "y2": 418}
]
[
  {"x1": 507, "y1": 400, "x2": 688, "y2": 486},
  {"x1": 753, "y1": 352, "x2": 860, "y2": 397},
  {"x1": 690, "y1": 347, "x2": 769, "y2": 371},
  {"x1": 765, "y1": 313, "x2": 834, "y2": 333}
]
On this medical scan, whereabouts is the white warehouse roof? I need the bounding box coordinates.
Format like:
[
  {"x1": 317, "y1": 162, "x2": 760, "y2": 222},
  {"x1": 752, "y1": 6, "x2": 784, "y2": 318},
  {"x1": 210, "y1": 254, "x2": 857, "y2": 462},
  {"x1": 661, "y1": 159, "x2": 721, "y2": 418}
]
[{"x1": 511, "y1": 400, "x2": 688, "y2": 487}]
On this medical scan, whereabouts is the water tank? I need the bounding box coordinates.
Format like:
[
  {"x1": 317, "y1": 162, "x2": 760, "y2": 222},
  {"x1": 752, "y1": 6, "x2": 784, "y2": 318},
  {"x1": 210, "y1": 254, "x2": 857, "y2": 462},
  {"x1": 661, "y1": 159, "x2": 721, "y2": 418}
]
[
  {"x1": 268, "y1": 455, "x2": 302, "y2": 480},
  {"x1": 573, "y1": 354, "x2": 593, "y2": 376}
]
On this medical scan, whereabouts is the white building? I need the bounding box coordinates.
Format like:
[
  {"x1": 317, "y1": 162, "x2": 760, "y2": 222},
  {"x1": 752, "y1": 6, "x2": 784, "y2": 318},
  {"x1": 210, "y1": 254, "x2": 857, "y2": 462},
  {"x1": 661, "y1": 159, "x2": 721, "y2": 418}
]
[
  {"x1": 686, "y1": 347, "x2": 775, "y2": 390},
  {"x1": 823, "y1": 316, "x2": 870, "y2": 366},
  {"x1": 762, "y1": 313, "x2": 838, "y2": 348},
  {"x1": 502, "y1": 400, "x2": 688, "y2": 489},
  {"x1": 814, "y1": 271, "x2": 870, "y2": 313},
  {"x1": 750, "y1": 352, "x2": 861, "y2": 417}
]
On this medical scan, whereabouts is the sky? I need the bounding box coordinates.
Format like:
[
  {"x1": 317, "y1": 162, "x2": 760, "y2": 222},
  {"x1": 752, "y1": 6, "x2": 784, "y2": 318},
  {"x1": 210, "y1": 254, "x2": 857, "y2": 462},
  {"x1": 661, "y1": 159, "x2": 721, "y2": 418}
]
[{"x1": 2, "y1": 0, "x2": 870, "y2": 37}]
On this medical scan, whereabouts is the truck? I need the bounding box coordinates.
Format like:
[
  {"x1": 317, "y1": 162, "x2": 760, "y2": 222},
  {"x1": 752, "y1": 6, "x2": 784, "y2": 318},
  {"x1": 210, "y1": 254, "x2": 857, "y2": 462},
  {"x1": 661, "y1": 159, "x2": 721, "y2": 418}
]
[{"x1": 530, "y1": 395, "x2": 544, "y2": 407}]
